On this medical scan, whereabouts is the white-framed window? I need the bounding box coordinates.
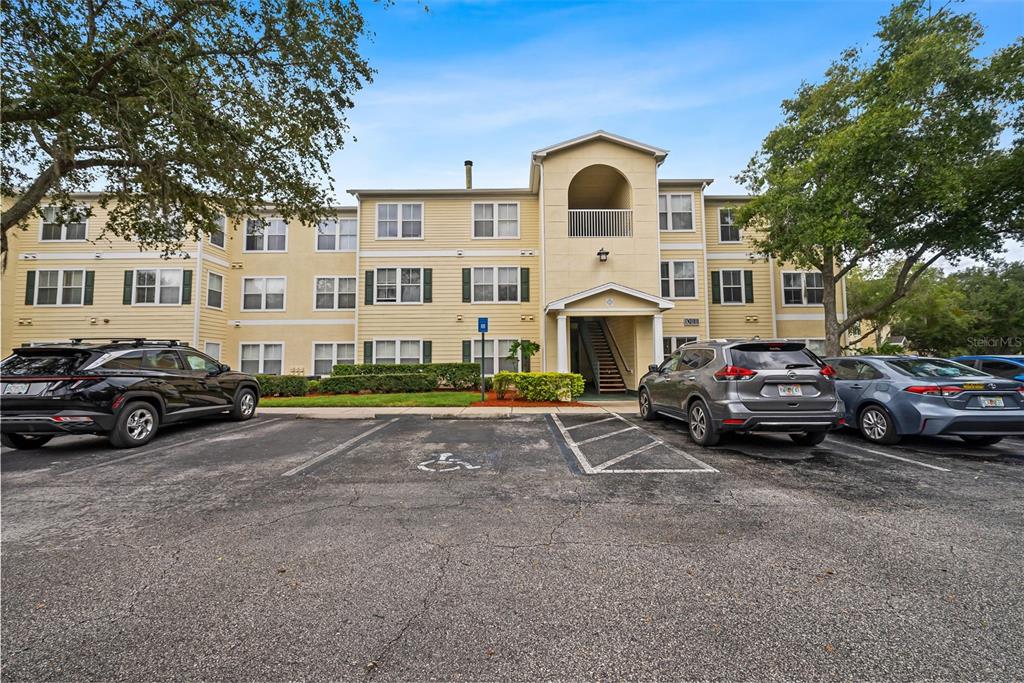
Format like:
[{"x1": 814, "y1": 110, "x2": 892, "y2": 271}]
[
  {"x1": 242, "y1": 276, "x2": 286, "y2": 310},
  {"x1": 133, "y1": 268, "x2": 183, "y2": 305},
  {"x1": 207, "y1": 272, "x2": 224, "y2": 309},
  {"x1": 660, "y1": 260, "x2": 697, "y2": 299},
  {"x1": 239, "y1": 343, "x2": 283, "y2": 374},
  {"x1": 658, "y1": 193, "x2": 694, "y2": 231},
  {"x1": 33, "y1": 269, "x2": 86, "y2": 306},
  {"x1": 663, "y1": 336, "x2": 699, "y2": 360},
  {"x1": 472, "y1": 266, "x2": 520, "y2": 303},
  {"x1": 376, "y1": 203, "x2": 422, "y2": 239},
  {"x1": 719, "y1": 208, "x2": 740, "y2": 243},
  {"x1": 782, "y1": 272, "x2": 824, "y2": 305},
  {"x1": 210, "y1": 216, "x2": 226, "y2": 248},
  {"x1": 39, "y1": 206, "x2": 87, "y2": 241},
  {"x1": 473, "y1": 202, "x2": 519, "y2": 238},
  {"x1": 720, "y1": 269, "x2": 745, "y2": 304},
  {"x1": 244, "y1": 218, "x2": 288, "y2": 252},
  {"x1": 312, "y1": 342, "x2": 355, "y2": 376},
  {"x1": 316, "y1": 218, "x2": 357, "y2": 251},
  {"x1": 204, "y1": 341, "x2": 222, "y2": 361},
  {"x1": 373, "y1": 339, "x2": 423, "y2": 365},
  {"x1": 787, "y1": 338, "x2": 827, "y2": 356},
  {"x1": 374, "y1": 267, "x2": 422, "y2": 304},
  {"x1": 315, "y1": 276, "x2": 357, "y2": 310},
  {"x1": 471, "y1": 338, "x2": 521, "y2": 376}
]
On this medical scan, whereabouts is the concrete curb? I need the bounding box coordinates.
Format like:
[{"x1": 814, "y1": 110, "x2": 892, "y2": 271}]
[{"x1": 258, "y1": 402, "x2": 638, "y2": 420}]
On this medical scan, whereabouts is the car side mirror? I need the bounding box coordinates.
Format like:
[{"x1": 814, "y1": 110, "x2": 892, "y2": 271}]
[
  {"x1": 648, "y1": 363, "x2": 660, "y2": 373},
  {"x1": 219, "y1": 363, "x2": 230, "y2": 373}
]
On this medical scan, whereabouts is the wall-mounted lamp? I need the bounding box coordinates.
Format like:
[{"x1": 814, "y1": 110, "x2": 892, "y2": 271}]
[{"x1": 597, "y1": 247, "x2": 609, "y2": 263}]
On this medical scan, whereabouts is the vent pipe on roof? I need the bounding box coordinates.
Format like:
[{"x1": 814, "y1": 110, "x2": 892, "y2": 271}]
[{"x1": 465, "y1": 160, "x2": 473, "y2": 189}]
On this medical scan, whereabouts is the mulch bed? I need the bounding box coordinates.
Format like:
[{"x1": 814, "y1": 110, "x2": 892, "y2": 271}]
[{"x1": 470, "y1": 391, "x2": 589, "y2": 408}]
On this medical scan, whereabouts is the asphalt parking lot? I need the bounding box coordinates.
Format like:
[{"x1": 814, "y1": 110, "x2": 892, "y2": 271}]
[{"x1": 2, "y1": 413, "x2": 1023, "y2": 681}]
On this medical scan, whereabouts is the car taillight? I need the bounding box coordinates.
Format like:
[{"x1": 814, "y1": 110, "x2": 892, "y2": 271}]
[
  {"x1": 1017, "y1": 385, "x2": 1024, "y2": 396},
  {"x1": 904, "y1": 385, "x2": 961, "y2": 396},
  {"x1": 714, "y1": 365, "x2": 757, "y2": 380},
  {"x1": 939, "y1": 386, "x2": 963, "y2": 396},
  {"x1": 820, "y1": 365, "x2": 836, "y2": 378}
]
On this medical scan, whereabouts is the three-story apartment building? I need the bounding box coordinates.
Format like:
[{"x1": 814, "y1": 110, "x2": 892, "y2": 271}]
[{"x1": 1, "y1": 131, "x2": 846, "y2": 391}]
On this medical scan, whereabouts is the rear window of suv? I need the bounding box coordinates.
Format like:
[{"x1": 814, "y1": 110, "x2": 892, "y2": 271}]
[
  {"x1": 728, "y1": 343, "x2": 821, "y2": 370},
  {"x1": 0, "y1": 351, "x2": 90, "y2": 376},
  {"x1": 886, "y1": 358, "x2": 987, "y2": 379}
]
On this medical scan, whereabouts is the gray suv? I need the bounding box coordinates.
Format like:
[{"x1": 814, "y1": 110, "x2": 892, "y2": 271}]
[{"x1": 638, "y1": 340, "x2": 845, "y2": 447}]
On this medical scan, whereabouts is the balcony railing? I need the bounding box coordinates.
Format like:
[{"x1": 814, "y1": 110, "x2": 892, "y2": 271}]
[{"x1": 568, "y1": 209, "x2": 632, "y2": 237}]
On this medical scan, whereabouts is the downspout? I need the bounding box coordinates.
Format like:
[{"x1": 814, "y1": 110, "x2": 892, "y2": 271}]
[
  {"x1": 768, "y1": 256, "x2": 779, "y2": 338},
  {"x1": 534, "y1": 159, "x2": 546, "y2": 371},
  {"x1": 353, "y1": 196, "x2": 362, "y2": 362},
  {"x1": 699, "y1": 182, "x2": 712, "y2": 341},
  {"x1": 191, "y1": 235, "x2": 204, "y2": 348}
]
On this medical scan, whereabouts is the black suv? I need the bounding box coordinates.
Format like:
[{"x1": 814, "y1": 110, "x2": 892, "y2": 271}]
[{"x1": 1, "y1": 339, "x2": 260, "y2": 449}]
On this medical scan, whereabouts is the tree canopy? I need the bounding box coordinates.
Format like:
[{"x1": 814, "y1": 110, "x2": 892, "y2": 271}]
[
  {"x1": 736, "y1": 0, "x2": 1024, "y2": 355},
  {"x1": 1, "y1": 0, "x2": 376, "y2": 262}
]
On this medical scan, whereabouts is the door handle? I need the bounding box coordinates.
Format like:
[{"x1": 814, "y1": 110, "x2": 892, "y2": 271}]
[
  {"x1": 850, "y1": 384, "x2": 864, "y2": 389},
  {"x1": 686, "y1": 375, "x2": 696, "y2": 381}
]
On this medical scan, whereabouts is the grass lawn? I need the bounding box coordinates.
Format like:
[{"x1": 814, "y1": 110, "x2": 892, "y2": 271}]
[{"x1": 260, "y1": 392, "x2": 481, "y2": 408}]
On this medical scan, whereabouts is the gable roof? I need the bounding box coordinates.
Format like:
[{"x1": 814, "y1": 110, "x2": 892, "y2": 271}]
[
  {"x1": 544, "y1": 282, "x2": 675, "y2": 312},
  {"x1": 531, "y1": 130, "x2": 669, "y2": 164}
]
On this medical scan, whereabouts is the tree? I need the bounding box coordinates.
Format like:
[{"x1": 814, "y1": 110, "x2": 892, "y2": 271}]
[
  {"x1": 950, "y1": 261, "x2": 1024, "y2": 353},
  {"x1": 1, "y1": 0, "x2": 376, "y2": 265},
  {"x1": 736, "y1": 0, "x2": 1024, "y2": 355}
]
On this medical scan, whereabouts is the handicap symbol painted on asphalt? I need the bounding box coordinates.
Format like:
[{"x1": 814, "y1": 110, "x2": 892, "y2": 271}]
[{"x1": 417, "y1": 453, "x2": 481, "y2": 472}]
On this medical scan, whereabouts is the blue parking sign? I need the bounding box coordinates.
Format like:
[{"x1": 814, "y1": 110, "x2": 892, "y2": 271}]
[{"x1": 478, "y1": 317, "x2": 489, "y2": 333}]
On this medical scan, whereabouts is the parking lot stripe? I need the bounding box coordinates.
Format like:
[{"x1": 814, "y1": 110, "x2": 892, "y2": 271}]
[
  {"x1": 61, "y1": 418, "x2": 284, "y2": 475},
  {"x1": 563, "y1": 416, "x2": 617, "y2": 431},
  {"x1": 281, "y1": 418, "x2": 399, "y2": 477},
  {"x1": 592, "y1": 441, "x2": 659, "y2": 472},
  {"x1": 610, "y1": 414, "x2": 719, "y2": 472},
  {"x1": 828, "y1": 438, "x2": 952, "y2": 472},
  {"x1": 574, "y1": 425, "x2": 638, "y2": 445}
]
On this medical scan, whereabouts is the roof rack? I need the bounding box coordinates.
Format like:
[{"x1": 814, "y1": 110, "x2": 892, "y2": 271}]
[{"x1": 69, "y1": 338, "x2": 181, "y2": 346}]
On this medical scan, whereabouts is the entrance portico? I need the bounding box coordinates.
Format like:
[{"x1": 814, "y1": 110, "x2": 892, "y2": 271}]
[{"x1": 544, "y1": 283, "x2": 674, "y2": 391}]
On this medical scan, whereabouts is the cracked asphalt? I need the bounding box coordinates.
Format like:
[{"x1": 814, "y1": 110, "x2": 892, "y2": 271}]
[{"x1": 2, "y1": 413, "x2": 1023, "y2": 681}]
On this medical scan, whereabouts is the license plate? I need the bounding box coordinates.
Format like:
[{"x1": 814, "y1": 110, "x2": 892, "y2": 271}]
[
  {"x1": 2, "y1": 383, "x2": 29, "y2": 395},
  {"x1": 980, "y1": 396, "x2": 1004, "y2": 408},
  {"x1": 778, "y1": 384, "x2": 803, "y2": 397}
]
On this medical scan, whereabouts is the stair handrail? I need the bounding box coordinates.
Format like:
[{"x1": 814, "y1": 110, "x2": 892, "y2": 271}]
[
  {"x1": 599, "y1": 319, "x2": 632, "y2": 375},
  {"x1": 577, "y1": 319, "x2": 601, "y2": 387}
]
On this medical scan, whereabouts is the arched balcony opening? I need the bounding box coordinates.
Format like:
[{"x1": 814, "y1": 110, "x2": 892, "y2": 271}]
[{"x1": 567, "y1": 164, "x2": 633, "y2": 237}]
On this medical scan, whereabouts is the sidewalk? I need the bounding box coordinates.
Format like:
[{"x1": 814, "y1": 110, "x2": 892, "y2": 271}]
[{"x1": 258, "y1": 400, "x2": 638, "y2": 420}]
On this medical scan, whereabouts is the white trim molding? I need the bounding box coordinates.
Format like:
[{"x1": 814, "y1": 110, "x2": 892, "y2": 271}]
[{"x1": 545, "y1": 282, "x2": 674, "y2": 312}]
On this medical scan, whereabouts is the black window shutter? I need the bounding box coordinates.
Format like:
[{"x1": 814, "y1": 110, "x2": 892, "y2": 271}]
[
  {"x1": 365, "y1": 271, "x2": 374, "y2": 305},
  {"x1": 422, "y1": 341, "x2": 432, "y2": 363},
  {"x1": 83, "y1": 271, "x2": 95, "y2": 305},
  {"x1": 661, "y1": 262, "x2": 670, "y2": 298},
  {"x1": 25, "y1": 271, "x2": 35, "y2": 305},
  {"x1": 462, "y1": 340, "x2": 471, "y2": 363},
  {"x1": 711, "y1": 271, "x2": 721, "y2": 304},
  {"x1": 423, "y1": 269, "x2": 432, "y2": 303},
  {"x1": 182, "y1": 270, "x2": 193, "y2": 304},
  {"x1": 363, "y1": 340, "x2": 373, "y2": 363},
  {"x1": 521, "y1": 339, "x2": 531, "y2": 371},
  {"x1": 123, "y1": 271, "x2": 134, "y2": 305},
  {"x1": 520, "y1": 268, "x2": 529, "y2": 302},
  {"x1": 744, "y1": 270, "x2": 754, "y2": 303},
  {"x1": 462, "y1": 268, "x2": 471, "y2": 303}
]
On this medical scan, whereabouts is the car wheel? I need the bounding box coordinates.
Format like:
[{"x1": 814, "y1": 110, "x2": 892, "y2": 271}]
[
  {"x1": 790, "y1": 431, "x2": 827, "y2": 446},
  {"x1": 1, "y1": 433, "x2": 54, "y2": 450},
  {"x1": 638, "y1": 389, "x2": 658, "y2": 421},
  {"x1": 687, "y1": 400, "x2": 720, "y2": 447},
  {"x1": 858, "y1": 405, "x2": 900, "y2": 445},
  {"x1": 230, "y1": 387, "x2": 258, "y2": 421},
  {"x1": 109, "y1": 401, "x2": 159, "y2": 449},
  {"x1": 959, "y1": 435, "x2": 1003, "y2": 447}
]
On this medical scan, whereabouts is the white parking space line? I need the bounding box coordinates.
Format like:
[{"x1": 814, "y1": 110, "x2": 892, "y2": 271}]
[
  {"x1": 563, "y1": 416, "x2": 617, "y2": 431},
  {"x1": 827, "y1": 437, "x2": 952, "y2": 472},
  {"x1": 575, "y1": 425, "x2": 638, "y2": 445},
  {"x1": 62, "y1": 418, "x2": 283, "y2": 476},
  {"x1": 551, "y1": 414, "x2": 717, "y2": 475},
  {"x1": 282, "y1": 418, "x2": 398, "y2": 477}
]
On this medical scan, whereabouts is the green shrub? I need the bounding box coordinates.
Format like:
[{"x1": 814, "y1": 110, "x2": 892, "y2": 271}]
[
  {"x1": 307, "y1": 379, "x2": 321, "y2": 394},
  {"x1": 320, "y1": 372, "x2": 439, "y2": 394},
  {"x1": 491, "y1": 372, "x2": 585, "y2": 402},
  {"x1": 256, "y1": 374, "x2": 310, "y2": 397},
  {"x1": 330, "y1": 362, "x2": 482, "y2": 389}
]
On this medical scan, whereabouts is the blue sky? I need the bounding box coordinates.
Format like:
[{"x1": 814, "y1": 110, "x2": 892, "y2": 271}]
[{"x1": 331, "y1": 0, "x2": 1022, "y2": 204}]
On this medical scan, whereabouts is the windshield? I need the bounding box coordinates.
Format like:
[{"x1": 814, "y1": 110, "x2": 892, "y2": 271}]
[
  {"x1": 886, "y1": 358, "x2": 988, "y2": 379},
  {"x1": 729, "y1": 343, "x2": 822, "y2": 370},
  {"x1": 0, "y1": 351, "x2": 90, "y2": 376}
]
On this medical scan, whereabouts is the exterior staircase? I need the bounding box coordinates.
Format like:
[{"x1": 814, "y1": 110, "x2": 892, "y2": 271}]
[{"x1": 584, "y1": 319, "x2": 626, "y2": 393}]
